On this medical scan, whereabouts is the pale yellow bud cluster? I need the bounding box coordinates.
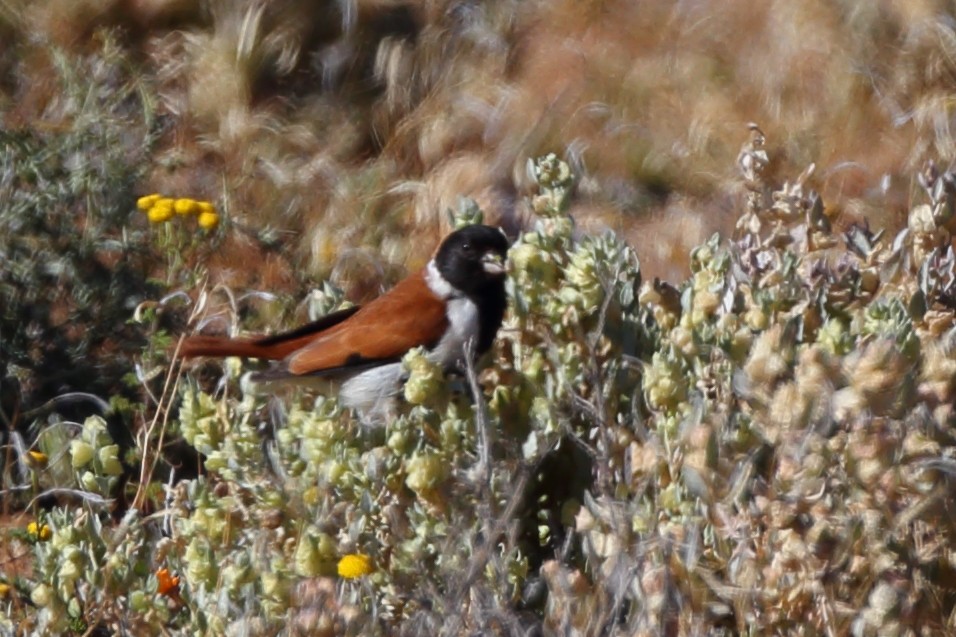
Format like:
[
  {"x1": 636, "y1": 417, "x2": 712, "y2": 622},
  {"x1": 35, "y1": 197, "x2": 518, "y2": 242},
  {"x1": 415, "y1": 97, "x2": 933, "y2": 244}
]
[
  {"x1": 68, "y1": 415, "x2": 124, "y2": 496},
  {"x1": 402, "y1": 347, "x2": 444, "y2": 405}
]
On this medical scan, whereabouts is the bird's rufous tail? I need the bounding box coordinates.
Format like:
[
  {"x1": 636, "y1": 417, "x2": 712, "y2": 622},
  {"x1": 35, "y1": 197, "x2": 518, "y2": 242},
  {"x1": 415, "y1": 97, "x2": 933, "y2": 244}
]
[
  {"x1": 179, "y1": 306, "x2": 361, "y2": 362},
  {"x1": 179, "y1": 335, "x2": 292, "y2": 361}
]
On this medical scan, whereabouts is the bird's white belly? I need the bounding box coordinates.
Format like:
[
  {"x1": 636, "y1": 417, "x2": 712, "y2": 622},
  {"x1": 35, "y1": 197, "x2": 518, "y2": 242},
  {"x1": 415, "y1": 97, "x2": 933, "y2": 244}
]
[
  {"x1": 429, "y1": 295, "x2": 480, "y2": 368},
  {"x1": 339, "y1": 363, "x2": 404, "y2": 415},
  {"x1": 338, "y1": 295, "x2": 480, "y2": 419}
]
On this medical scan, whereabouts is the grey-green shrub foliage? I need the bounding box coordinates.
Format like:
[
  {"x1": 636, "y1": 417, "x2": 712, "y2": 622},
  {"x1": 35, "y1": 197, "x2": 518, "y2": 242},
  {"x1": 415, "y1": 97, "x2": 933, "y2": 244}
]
[
  {"x1": 12, "y1": 140, "x2": 956, "y2": 635},
  {"x1": 0, "y1": 36, "x2": 157, "y2": 411}
]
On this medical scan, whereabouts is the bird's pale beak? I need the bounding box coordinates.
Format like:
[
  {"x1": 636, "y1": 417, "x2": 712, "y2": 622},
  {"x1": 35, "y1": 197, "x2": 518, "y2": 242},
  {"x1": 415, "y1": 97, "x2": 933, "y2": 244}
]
[{"x1": 482, "y1": 252, "x2": 506, "y2": 276}]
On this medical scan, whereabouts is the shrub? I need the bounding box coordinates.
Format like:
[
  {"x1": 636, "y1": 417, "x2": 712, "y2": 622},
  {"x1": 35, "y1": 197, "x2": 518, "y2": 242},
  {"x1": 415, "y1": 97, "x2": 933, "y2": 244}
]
[
  {"x1": 0, "y1": 35, "x2": 158, "y2": 416},
  {"x1": 8, "y1": 141, "x2": 956, "y2": 635}
]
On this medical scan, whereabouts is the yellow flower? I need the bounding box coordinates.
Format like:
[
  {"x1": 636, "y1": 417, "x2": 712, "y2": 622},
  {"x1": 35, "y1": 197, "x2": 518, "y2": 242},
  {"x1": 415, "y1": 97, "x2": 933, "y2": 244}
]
[
  {"x1": 27, "y1": 521, "x2": 52, "y2": 542},
  {"x1": 0, "y1": 583, "x2": 10, "y2": 598},
  {"x1": 174, "y1": 198, "x2": 199, "y2": 215},
  {"x1": 147, "y1": 204, "x2": 174, "y2": 224},
  {"x1": 197, "y1": 201, "x2": 216, "y2": 214},
  {"x1": 337, "y1": 553, "x2": 373, "y2": 579},
  {"x1": 24, "y1": 450, "x2": 48, "y2": 469},
  {"x1": 198, "y1": 211, "x2": 220, "y2": 230},
  {"x1": 136, "y1": 194, "x2": 161, "y2": 211}
]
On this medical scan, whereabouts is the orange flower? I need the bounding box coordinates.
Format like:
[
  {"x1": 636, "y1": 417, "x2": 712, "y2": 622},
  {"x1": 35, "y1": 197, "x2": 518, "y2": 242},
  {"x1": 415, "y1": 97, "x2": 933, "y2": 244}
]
[{"x1": 156, "y1": 567, "x2": 181, "y2": 597}]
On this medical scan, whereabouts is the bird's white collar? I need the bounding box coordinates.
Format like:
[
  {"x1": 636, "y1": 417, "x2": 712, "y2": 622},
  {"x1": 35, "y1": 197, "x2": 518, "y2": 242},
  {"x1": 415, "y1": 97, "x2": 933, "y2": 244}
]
[{"x1": 425, "y1": 260, "x2": 461, "y2": 299}]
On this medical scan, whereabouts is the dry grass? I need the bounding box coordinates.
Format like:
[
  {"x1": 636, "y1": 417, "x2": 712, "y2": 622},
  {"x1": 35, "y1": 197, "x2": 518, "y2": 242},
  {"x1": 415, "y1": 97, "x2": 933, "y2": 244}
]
[{"x1": 4, "y1": 0, "x2": 955, "y2": 281}]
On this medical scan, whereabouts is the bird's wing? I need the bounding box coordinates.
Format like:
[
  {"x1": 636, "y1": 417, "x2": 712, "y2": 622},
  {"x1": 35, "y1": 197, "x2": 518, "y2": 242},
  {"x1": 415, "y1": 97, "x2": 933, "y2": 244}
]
[
  {"x1": 285, "y1": 268, "x2": 448, "y2": 375},
  {"x1": 254, "y1": 306, "x2": 362, "y2": 347}
]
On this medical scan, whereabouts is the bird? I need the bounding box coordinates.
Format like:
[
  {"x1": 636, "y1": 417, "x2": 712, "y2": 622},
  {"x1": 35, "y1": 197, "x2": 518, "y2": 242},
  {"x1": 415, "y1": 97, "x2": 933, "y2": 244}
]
[{"x1": 179, "y1": 224, "x2": 510, "y2": 416}]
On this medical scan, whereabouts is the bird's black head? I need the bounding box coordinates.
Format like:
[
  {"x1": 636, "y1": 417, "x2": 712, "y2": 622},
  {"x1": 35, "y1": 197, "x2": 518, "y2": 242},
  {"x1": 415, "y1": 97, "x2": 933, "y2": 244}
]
[
  {"x1": 433, "y1": 224, "x2": 509, "y2": 355},
  {"x1": 434, "y1": 224, "x2": 510, "y2": 296}
]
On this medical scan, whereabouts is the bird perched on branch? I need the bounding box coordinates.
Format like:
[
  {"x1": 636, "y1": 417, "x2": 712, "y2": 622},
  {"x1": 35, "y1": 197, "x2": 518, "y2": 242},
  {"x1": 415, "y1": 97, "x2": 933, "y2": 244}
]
[{"x1": 180, "y1": 224, "x2": 510, "y2": 416}]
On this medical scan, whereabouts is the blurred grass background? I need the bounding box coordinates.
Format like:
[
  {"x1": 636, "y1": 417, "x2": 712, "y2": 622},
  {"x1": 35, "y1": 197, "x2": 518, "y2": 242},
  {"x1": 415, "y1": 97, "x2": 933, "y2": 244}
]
[{"x1": 3, "y1": 0, "x2": 952, "y2": 282}]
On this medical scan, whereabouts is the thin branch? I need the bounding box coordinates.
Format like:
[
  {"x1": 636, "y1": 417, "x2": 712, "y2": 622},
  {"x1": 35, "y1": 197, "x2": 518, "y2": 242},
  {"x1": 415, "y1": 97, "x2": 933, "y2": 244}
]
[{"x1": 463, "y1": 338, "x2": 492, "y2": 494}]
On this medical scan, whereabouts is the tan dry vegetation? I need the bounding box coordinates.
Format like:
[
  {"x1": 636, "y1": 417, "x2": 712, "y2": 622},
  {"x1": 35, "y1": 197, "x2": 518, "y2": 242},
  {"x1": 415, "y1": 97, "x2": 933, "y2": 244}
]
[
  {"x1": 5, "y1": 0, "x2": 956, "y2": 282},
  {"x1": 0, "y1": 1, "x2": 952, "y2": 269}
]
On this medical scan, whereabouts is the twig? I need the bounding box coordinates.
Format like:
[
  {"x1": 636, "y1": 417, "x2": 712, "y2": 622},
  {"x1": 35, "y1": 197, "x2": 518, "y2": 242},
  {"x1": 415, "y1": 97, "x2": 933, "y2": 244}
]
[
  {"x1": 24, "y1": 488, "x2": 114, "y2": 509},
  {"x1": 130, "y1": 336, "x2": 185, "y2": 511},
  {"x1": 20, "y1": 392, "x2": 111, "y2": 420},
  {"x1": 441, "y1": 466, "x2": 530, "y2": 637},
  {"x1": 463, "y1": 338, "x2": 492, "y2": 494}
]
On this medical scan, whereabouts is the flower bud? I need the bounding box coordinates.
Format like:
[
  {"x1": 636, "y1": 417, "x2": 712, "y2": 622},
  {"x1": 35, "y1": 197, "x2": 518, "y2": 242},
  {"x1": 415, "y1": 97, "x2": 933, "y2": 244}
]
[
  {"x1": 405, "y1": 453, "x2": 448, "y2": 495},
  {"x1": 293, "y1": 533, "x2": 322, "y2": 577},
  {"x1": 30, "y1": 584, "x2": 53, "y2": 607},
  {"x1": 70, "y1": 441, "x2": 95, "y2": 469},
  {"x1": 98, "y1": 445, "x2": 124, "y2": 476}
]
